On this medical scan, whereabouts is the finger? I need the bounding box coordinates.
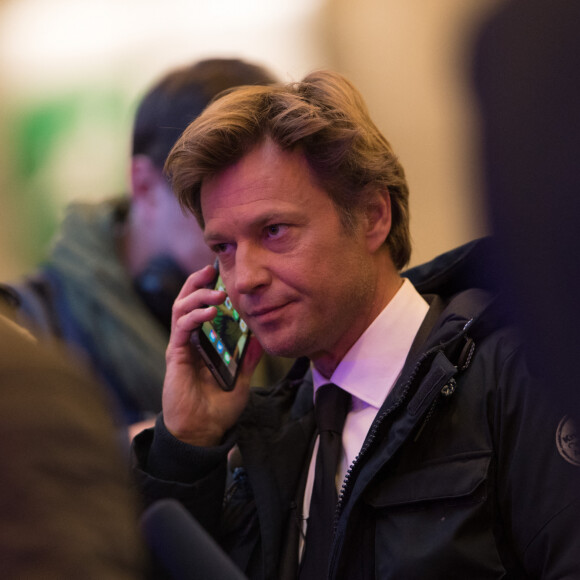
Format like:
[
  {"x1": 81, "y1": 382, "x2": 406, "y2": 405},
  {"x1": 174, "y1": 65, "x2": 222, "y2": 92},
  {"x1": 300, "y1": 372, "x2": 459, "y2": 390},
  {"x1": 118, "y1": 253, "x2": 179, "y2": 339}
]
[
  {"x1": 171, "y1": 264, "x2": 219, "y2": 323},
  {"x1": 170, "y1": 264, "x2": 226, "y2": 343},
  {"x1": 173, "y1": 287, "x2": 225, "y2": 321},
  {"x1": 176, "y1": 264, "x2": 217, "y2": 299},
  {"x1": 170, "y1": 305, "x2": 217, "y2": 348}
]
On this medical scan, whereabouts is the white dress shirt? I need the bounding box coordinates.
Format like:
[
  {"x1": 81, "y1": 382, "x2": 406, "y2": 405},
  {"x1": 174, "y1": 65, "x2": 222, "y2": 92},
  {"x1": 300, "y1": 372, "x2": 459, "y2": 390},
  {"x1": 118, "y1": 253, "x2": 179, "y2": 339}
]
[{"x1": 300, "y1": 278, "x2": 429, "y2": 548}]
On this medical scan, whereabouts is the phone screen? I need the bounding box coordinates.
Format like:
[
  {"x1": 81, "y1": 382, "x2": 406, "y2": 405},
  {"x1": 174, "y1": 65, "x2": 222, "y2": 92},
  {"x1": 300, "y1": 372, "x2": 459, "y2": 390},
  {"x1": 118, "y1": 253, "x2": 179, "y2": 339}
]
[{"x1": 192, "y1": 273, "x2": 250, "y2": 390}]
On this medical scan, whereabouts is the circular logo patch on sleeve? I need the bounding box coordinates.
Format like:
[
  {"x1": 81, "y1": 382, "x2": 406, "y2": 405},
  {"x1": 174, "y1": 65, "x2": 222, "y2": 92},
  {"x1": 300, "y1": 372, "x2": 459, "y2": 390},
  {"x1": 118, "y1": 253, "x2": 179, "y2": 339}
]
[{"x1": 556, "y1": 415, "x2": 579, "y2": 466}]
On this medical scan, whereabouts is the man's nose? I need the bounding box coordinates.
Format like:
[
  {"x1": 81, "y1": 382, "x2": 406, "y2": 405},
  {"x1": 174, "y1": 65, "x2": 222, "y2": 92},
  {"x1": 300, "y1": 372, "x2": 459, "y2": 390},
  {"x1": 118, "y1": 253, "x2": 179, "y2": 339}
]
[{"x1": 233, "y1": 243, "x2": 270, "y2": 294}]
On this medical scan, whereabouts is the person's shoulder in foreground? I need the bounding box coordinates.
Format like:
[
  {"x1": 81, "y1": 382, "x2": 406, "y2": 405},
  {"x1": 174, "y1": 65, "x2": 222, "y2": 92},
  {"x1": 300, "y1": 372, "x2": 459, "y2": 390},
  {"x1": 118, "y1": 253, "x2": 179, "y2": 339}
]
[{"x1": 0, "y1": 309, "x2": 145, "y2": 578}]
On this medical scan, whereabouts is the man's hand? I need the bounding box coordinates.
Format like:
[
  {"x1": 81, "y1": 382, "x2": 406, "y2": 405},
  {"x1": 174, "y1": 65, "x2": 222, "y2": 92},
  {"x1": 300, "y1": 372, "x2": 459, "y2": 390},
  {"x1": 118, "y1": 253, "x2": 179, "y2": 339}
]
[{"x1": 162, "y1": 264, "x2": 262, "y2": 447}]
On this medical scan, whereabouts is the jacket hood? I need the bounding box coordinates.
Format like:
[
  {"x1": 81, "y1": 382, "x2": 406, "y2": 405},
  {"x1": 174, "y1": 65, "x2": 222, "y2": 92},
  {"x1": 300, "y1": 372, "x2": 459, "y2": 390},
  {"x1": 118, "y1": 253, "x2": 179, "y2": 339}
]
[
  {"x1": 402, "y1": 237, "x2": 501, "y2": 298},
  {"x1": 402, "y1": 237, "x2": 513, "y2": 345}
]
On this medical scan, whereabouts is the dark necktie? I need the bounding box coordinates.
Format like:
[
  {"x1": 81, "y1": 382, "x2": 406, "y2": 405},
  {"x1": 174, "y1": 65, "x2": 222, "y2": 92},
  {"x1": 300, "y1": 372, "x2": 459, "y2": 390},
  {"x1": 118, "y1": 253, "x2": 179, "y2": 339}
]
[{"x1": 299, "y1": 383, "x2": 351, "y2": 579}]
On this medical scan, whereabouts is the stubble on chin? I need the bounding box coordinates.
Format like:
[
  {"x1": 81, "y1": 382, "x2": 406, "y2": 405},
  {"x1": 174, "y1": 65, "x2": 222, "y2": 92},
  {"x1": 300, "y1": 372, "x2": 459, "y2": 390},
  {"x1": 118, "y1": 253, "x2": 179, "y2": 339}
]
[{"x1": 253, "y1": 322, "x2": 317, "y2": 360}]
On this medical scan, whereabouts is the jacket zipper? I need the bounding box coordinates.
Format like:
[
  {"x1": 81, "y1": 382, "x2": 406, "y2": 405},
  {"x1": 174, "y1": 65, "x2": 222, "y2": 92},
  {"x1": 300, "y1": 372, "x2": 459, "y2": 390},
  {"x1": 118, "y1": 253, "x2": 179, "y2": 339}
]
[
  {"x1": 332, "y1": 318, "x2": 475, "y2": 544},
  {"x1": 333, "y1": 351, "x2": 427, "y2": 531}
]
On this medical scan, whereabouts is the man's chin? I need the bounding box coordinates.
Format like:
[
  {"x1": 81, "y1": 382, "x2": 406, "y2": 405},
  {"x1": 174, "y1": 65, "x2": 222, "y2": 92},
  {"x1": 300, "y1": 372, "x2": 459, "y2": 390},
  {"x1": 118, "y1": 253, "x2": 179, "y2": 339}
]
[{"x1": 255, "y1": 332, "x2": 305, "y2": 360}]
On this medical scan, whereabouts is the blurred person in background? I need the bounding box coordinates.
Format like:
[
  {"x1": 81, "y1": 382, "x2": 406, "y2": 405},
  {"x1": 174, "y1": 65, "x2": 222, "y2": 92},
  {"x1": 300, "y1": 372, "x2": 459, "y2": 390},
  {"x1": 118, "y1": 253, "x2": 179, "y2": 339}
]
[
  {"x1": 474, "y1": 0, "x2": 580, "y2": 427},
  {"x1": 0, "y1": 302, "x2": 145, "y2": 578},
  {"x1": 0, "y1": 58, "x2": 290, "y2": 433}
]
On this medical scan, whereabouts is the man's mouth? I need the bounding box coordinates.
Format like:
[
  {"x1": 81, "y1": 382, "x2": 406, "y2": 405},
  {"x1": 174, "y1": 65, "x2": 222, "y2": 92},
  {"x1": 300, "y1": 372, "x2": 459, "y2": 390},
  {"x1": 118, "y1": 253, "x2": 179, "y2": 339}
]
[{"x1": 246, "y1": 301, "x2": 293, "y2": 321}]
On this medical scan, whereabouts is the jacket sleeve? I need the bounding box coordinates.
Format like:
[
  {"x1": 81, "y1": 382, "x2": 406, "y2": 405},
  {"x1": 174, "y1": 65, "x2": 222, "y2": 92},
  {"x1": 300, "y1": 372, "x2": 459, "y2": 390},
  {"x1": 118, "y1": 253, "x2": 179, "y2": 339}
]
[
  {"x1": 493, "y1": 335, "x2": 580, "y2": 578},
  {"x1": 132, "y1": 413, "x2": 235, "y2": 538}
]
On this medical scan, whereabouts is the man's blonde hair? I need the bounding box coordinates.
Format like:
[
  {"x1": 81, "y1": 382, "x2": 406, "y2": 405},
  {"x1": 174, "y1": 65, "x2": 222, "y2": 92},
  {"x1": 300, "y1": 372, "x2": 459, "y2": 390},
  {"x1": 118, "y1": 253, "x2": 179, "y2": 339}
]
[{"x1": 166, "y1": 70, "x2": 411, "y2": 269}]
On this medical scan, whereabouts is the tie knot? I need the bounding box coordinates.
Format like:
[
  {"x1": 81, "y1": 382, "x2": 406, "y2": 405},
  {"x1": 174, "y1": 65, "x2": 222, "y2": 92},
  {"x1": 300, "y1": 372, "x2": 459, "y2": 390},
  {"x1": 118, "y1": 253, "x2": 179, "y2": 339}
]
[{"x1": 315, "y1": 383, "x2": 351, "y2": 434}]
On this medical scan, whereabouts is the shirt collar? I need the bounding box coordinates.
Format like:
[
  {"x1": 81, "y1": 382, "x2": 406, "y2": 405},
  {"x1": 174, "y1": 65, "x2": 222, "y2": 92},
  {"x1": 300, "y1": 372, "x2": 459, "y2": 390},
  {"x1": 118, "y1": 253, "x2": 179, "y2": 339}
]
[{"x1": 312, "y1": 278, "x2": 429, "y2": 409}]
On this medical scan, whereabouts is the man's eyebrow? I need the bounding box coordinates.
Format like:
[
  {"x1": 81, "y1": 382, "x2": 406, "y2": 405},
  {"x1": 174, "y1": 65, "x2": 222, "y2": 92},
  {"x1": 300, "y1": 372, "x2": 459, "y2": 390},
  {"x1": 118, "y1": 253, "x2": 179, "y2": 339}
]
[
  {"x1": 203, "y1": 229, "x2": 226, "y2": 244},
  {"x1": 204, "y1": 210, "x2": 302, "y2": 242}
]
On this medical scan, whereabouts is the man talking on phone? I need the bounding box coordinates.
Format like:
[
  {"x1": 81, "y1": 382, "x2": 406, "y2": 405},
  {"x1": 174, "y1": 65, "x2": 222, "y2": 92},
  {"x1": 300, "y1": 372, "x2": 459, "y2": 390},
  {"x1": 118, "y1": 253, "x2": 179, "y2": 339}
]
[{"x1": 133, "y1": 71, "x2": 580, "y2": 579}]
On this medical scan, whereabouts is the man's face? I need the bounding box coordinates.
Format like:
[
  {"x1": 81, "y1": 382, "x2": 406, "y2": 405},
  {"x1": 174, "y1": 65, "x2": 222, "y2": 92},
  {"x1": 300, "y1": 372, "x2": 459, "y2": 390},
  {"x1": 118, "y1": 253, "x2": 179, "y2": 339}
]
[
  {"x1": 201, "y1": 139, "x2": 379, "y2": 366},
  {"x1": 152, "y1": 179, "x2": 214, "y2": 274}
]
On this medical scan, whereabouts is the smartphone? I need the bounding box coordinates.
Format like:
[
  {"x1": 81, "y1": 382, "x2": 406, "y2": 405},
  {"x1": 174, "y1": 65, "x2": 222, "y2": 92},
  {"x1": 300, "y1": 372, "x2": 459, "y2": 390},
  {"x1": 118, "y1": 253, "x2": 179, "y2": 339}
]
[{"x1": 191, "y1": 267, "x2": 251, "y2": 391}]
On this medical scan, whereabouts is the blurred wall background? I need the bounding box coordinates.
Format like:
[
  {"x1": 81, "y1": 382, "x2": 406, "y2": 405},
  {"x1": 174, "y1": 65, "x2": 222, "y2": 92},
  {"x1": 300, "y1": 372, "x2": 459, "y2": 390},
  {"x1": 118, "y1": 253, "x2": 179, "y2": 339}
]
[{"x1": 0, "y1": 0, "x2": 502, "y2": 280}]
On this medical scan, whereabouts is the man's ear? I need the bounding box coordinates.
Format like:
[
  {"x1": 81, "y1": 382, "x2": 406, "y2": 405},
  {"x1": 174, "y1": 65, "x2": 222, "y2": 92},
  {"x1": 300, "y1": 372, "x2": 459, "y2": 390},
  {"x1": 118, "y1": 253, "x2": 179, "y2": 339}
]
[
  {"x1": 130, "y1": 155, "x2": 161, "y2": 203},
  {"x1": 365, "y1": 188, "x2": 392, "y2": 253}
]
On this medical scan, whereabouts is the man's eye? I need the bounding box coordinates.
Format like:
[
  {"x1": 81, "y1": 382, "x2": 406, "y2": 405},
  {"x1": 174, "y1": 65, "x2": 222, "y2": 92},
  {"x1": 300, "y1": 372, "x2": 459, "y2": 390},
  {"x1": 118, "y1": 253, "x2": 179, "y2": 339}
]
[
  {"x1": 213, "y1": 243, "x2": 229, "y2": 254},
  {"x1": 266, "y1": 224, "x2": 287, "y2": 238}
]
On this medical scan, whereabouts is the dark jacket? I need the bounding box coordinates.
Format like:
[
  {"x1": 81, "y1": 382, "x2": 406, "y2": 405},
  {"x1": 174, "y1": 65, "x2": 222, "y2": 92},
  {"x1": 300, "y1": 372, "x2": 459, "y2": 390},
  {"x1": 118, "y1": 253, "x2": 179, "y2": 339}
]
[
  {"x1": 133, "y1": 239, "x2": 580, "y2": 579},
  {"x1": 0, "y1": 199, "x2": 169, "y2": 423}
]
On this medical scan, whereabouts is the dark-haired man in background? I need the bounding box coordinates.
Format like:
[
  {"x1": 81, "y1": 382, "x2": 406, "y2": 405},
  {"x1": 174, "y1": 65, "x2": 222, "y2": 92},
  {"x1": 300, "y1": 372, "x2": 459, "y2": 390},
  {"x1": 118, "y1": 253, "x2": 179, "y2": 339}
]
[{"x1": 1, "y1": 58, "x2": 289, "y2": 431}]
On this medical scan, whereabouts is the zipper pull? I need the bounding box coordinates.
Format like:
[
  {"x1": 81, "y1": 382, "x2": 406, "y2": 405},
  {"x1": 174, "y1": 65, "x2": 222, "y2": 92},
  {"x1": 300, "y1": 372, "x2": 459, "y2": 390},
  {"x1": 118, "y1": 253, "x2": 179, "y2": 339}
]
[
  {"x1": 414, "y1": 377, "x2": 458, "y2": 442},
  {"x1": 440, "y1": 377, "x2": 457, "y2": 397}
]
